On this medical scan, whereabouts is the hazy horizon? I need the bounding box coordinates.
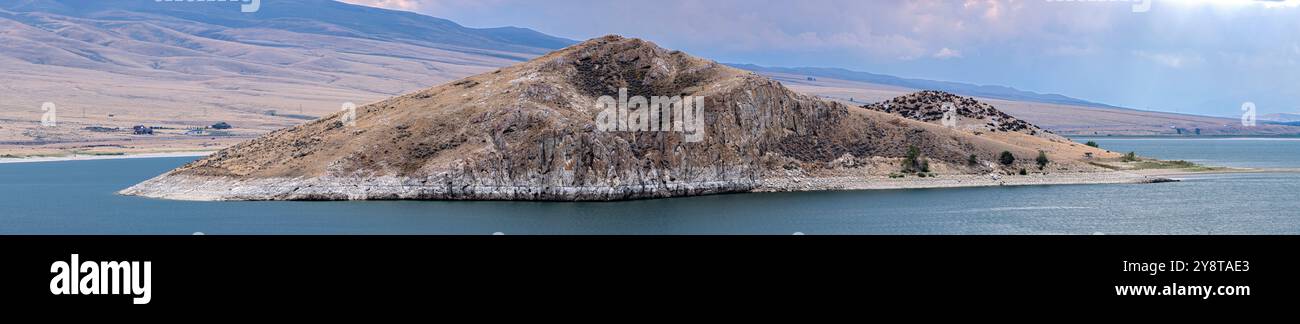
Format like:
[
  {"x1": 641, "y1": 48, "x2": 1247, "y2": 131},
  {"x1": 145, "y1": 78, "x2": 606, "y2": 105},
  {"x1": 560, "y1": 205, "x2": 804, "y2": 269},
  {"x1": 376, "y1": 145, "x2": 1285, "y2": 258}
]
[{"x1": 341, "y1": 0, "x2": 1300, "y2": 118}]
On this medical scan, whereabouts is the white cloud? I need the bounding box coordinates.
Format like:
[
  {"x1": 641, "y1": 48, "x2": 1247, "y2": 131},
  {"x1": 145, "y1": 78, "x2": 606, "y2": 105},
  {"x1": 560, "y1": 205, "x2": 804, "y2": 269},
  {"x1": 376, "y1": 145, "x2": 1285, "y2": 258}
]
[
  {"x1": 339, "y1": 0, "x2": 422, "y2": 10},
  {"x1": 1260, "y1": 0, "x2": 1300, "y2": 9},
  {"x1": 1045, "y1": 44, "x2": 1098, "y2": 57},
  {"x1": 933, "y1": 47, "x2": 963, "y2": 59},
  {"x1": 1134, "y1": 51, "x2": 1203, "y2": 68}
]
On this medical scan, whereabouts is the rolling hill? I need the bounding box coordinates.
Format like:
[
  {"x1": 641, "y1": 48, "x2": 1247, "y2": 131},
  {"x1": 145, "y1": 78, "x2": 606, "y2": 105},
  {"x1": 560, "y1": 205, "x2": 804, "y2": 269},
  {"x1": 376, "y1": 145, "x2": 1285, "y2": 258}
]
[{"x1": 0, "y1": 0, "x2": 573, "y2": 155}]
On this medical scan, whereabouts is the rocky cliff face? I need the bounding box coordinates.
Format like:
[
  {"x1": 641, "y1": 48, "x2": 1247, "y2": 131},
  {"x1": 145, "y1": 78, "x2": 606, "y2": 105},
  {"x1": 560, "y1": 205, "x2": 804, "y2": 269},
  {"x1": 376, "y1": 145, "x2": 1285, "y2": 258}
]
[{"x1": 121, "y1": 36, "x2": 1096, "y2": 201}]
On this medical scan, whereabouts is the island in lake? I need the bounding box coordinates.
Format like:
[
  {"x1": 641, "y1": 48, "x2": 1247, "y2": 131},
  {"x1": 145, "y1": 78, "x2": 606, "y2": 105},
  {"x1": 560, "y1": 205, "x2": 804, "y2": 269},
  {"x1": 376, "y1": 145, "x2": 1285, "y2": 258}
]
[{"x1": 121, "y1": 36, "x2": 1193, "y2": 202}]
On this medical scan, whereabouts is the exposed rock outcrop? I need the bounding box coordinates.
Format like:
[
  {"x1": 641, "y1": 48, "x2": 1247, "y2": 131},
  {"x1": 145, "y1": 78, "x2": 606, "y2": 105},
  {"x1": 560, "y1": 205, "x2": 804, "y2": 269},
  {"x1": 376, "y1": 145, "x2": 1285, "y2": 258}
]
[{"x1": 862, "y1": 90, "x2": 1060, "y2": 139}]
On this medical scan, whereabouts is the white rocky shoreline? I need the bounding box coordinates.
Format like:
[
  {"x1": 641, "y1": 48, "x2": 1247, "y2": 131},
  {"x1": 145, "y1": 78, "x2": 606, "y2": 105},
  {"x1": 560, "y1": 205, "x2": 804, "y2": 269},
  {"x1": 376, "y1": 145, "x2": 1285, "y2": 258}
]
[
  {"x1": 757, "y1": 171, "x2": 1171, "y2": 193},
  {"x1": 119, "y1": 170, "x2": 1179, "y2": 202}
]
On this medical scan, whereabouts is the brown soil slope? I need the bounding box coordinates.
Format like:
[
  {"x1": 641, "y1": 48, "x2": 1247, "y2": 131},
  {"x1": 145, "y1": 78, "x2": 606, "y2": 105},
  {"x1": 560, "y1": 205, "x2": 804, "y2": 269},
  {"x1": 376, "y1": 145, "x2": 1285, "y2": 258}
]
[{"x1": 122, "y1": 36, "x2": 1112, "y2": 201}]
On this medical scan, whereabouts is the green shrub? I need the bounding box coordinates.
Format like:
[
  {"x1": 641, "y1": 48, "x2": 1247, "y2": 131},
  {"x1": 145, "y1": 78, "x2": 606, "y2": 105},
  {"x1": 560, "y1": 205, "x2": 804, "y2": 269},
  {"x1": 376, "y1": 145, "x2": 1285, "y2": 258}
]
[
  {"x1": 1085, "y1": 141, "x2": 1099, "y2": 148},
  {"x1": 1019, "y1": 168, "x2": 1028, "y2": 175},
  {"x1": 1036, "y1": 151, "x2": 1049, "y2": 170},
  {"x1": 999, "y1": 151, "x2": 1016, "y2": 166},
  {"x1": 967, "y1": 154, "x2": 979, "y2": 165},
  {"x1": 1121, "y1": 151, "x2": 1138, "y2": 162},
  {"x1": 901, "y1": 145, "x2": 929, "y2": 173}
]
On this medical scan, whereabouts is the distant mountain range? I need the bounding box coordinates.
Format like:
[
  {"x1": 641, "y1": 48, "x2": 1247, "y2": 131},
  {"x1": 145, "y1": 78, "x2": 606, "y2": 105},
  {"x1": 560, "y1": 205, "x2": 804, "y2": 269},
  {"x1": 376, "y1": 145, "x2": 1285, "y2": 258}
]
[
  {"x1": 1261, "y1": 113, "x2": 1300, "y2": 123},
  {"x1": 726, "y1": 64, "x2": 1116, "y2": 109},
  {"x1": 2, "y1": 0, "x2": 575, "y2": 58}
]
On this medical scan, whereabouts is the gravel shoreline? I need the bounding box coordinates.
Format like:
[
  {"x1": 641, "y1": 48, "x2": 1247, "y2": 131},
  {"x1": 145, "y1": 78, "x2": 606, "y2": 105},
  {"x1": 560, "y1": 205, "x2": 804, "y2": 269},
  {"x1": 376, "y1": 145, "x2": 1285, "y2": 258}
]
[
  {"x1": 757, "y1": 171, "x2": 1169, "y2": 193},
  {"x1": 121, "y1": 170, "x2": 1180, "y2": 202}
]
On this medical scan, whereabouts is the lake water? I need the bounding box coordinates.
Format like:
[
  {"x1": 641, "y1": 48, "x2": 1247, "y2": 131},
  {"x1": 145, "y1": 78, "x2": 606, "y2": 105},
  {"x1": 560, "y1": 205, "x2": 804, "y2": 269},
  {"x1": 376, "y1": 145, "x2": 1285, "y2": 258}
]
[
  {"x1": 3, "y1": 137, "x2": 1300, "y2": 234},
  {"x1": 1073, "y1": 136, "x2": 1300, "y2": 169}
]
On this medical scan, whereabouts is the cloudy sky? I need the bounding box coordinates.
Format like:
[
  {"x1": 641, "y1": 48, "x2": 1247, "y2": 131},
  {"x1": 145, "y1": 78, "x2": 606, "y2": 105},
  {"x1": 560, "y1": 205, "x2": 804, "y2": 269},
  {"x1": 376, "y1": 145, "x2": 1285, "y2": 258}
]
[{"x1": 341, "y1": 0, "x2": 1300, "y2": 116}]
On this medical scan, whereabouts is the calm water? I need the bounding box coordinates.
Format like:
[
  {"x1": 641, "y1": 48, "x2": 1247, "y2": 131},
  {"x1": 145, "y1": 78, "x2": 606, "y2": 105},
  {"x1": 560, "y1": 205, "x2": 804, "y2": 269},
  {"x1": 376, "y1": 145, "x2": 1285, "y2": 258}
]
[
  {"x1": 1073, "y1": 136, "x2": 1300, "y2": 168},
  {"x1": 2, "y1": 137, "x2": 1299, "y2": 234}
]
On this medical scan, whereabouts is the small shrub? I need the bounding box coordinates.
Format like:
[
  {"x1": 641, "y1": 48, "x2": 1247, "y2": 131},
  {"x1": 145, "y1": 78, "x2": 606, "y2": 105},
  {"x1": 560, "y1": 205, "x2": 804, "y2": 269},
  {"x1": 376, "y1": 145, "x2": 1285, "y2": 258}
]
[
  {"x1": 1121, "y1": 152, "x2": 1138, "y2": 162},
  {"x1": 999, "y1": 151, "x2": 1016, "y2": 166},
  {"x1": 1036, "y1": 151, "x2": 1049, "y2": 170},
  {"x1": 967, "y1": 154, "x2": 978, "y2": 165},
  {"x1": 1085, "y1": 141, "x2": 1099, "y2": 148},
  {"x1": 901, "y1": 145, "x2": 929, "y2": 173},
  {"x1": 1018, "y1": 169, "x2": 1028, "y2": 175}
]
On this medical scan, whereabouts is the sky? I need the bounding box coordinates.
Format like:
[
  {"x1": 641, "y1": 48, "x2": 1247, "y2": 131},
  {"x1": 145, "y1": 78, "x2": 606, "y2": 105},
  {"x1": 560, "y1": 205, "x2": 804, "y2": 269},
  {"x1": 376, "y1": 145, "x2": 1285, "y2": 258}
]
[{"x1": 340, "y1": 0, "x2": 1300, "y2": 117}]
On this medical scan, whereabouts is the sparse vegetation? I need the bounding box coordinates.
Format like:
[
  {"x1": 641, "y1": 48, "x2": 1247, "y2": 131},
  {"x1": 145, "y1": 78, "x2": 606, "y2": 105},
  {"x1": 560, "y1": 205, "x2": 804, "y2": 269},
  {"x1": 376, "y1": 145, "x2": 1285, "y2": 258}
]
[
  {"x1": 1121, "y1": 151, "x2": 1138, "y2": 162},
  {"x1": 1019, "y1": 168, "x2": 1028, "y2": 175},
  {"x1": 967, "y1": 154, "x2": 979, "y2": 166},
  {"x1": 889, "y1": 173, "x2": 905, "y2": 179},
  {"x1": 1088, "y1": 161, "x2": 1121, "y2": 170},
  {"x1": 999, "y1": 151, "x2": 1015, "y2": 166},
  {"x1": 901, "y1": 145, "x2": 930, "y2": 173},
  {"x1": 1085, "y1": 141, "x2": 1099, "y2": 148},
  {"x1": 1090, "y1": 159, "x2": 1221, "y2": 172},
  {"x1": 1130, "y1": 160, "x2": 1216, "y2": 171}
]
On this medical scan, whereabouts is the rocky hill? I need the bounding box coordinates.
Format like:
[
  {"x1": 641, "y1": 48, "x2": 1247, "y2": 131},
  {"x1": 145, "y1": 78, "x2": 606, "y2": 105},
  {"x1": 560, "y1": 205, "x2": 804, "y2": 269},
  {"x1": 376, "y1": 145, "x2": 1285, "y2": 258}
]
[
  {"x1": 122, "y1": 36, "x2": 1118, "y2": 201},
  {"x1": 862, "y1": 90, "x2": 1060, "y2": 139}
]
